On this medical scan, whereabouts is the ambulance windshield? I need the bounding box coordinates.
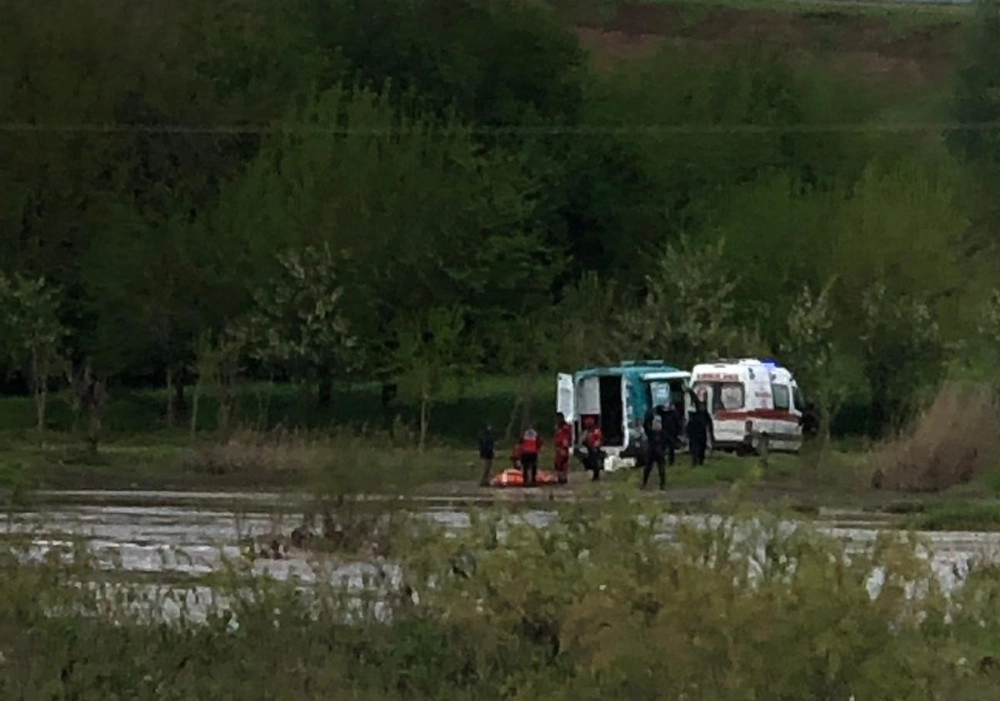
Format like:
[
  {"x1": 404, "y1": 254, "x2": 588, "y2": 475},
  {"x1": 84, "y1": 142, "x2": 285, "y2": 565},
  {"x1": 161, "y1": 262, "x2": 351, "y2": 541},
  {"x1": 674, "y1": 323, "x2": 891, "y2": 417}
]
[{"x1": 693, "y1": 381, "x2": 744, "y2": 412}]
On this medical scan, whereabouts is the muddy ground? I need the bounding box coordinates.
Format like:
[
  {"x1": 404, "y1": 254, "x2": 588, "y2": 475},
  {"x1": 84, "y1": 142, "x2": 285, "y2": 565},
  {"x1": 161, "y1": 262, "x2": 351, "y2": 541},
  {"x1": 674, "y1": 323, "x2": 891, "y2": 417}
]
[
  {"x1": 0, "y1": 466, "x2": 968, "y2": 514},
  {"x1": 415, "y1": 476, "x2": 950, "y2": 515},
  {"x1": 575, "y1": 1, "x2": 963, "y2": 87}
]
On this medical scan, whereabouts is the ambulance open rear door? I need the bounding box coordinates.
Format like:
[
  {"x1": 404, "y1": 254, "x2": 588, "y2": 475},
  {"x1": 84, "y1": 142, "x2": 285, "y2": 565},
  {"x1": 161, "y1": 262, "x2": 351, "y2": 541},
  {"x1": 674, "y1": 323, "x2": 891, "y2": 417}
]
[{"x1": 557, "y1": 373, "x2": 575, "y2": 447}]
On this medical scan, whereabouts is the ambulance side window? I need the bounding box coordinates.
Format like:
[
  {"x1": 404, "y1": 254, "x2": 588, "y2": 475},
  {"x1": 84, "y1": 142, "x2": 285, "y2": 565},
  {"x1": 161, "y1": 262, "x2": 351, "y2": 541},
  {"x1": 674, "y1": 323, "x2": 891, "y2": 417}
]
[
  {"x1": 718, "y1": 383, "x2": 744, "y2": 410},
  {"x1": 792, "y1": 386, "x2": 805, "y2": 411},
  {"x1": 773, "y1": 384, "x2": 790, "y2": 411}
]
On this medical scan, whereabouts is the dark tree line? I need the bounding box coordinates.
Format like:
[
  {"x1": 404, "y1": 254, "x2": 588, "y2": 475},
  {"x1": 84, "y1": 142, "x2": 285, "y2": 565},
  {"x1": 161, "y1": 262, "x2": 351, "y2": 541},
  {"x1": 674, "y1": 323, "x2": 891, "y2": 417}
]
[{"x1": 1, "y1": 0, "x2": 999, "y2": 437}]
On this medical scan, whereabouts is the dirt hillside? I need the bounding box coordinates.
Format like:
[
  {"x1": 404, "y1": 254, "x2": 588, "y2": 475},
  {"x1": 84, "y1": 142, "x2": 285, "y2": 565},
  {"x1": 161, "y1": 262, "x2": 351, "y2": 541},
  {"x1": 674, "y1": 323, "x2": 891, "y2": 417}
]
[{"x1": 574, "y1": 1, "x2": 965, "y2": 87}]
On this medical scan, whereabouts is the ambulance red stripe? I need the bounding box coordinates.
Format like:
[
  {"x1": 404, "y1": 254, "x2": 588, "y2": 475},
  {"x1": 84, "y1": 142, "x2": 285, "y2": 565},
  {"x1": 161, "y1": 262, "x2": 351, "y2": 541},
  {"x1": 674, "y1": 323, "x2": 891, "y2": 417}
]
[{"x1": 715, "y1": 409, "x2": 800, "y2": 423}]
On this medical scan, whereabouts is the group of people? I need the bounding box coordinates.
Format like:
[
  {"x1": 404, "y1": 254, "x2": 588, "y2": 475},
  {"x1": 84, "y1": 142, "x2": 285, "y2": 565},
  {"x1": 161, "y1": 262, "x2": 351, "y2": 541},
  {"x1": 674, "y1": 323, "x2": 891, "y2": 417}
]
[
  {"x1": 477, "y1": 412, "x2": 595, "y2": 487},
  {"x1": 476, "y1": 391, "x2": 712, "y2": 489},
  {"x1": 636, "y1": 392, "x2": 712, "y2": 490}
]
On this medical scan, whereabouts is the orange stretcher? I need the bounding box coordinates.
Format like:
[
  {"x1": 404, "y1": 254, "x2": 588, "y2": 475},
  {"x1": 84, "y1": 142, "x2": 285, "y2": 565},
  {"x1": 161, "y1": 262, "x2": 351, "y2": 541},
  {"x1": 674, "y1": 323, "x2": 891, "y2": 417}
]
[{"x1": 489, "y1": 468, "x2": 562, "y2": 488}]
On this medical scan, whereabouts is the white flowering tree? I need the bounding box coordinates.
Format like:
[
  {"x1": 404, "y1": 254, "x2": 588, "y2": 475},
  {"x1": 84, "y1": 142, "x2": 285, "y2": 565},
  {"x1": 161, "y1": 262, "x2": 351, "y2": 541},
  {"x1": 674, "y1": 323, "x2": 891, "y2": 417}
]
[
  {"x1": 0, "y1": 274, "x2": 68, "y2": 432},
  {"x1": 780, "y1": 280, "x2": 840, "y2": 441},
  {"x1": 241, "y1": 244, "x2": 358, "y2": 407},
  {"x1": 617, "y1": 237, "x2": 745, "y2": 367}
]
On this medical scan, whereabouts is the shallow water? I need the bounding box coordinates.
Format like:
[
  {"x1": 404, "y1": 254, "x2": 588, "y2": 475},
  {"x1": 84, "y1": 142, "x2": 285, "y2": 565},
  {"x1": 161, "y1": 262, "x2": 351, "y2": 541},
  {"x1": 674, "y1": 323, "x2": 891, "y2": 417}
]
[{"x1": 4, "y1": 490, "x2": 1000, "y2": 614}]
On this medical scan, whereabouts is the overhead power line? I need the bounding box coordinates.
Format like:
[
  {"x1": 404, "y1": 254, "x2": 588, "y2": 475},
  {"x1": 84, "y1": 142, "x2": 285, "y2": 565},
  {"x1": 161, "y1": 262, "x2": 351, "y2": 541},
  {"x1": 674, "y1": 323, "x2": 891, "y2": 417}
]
[{"x1": 1, "y1": 120, "x2": 1000, "y2": 136}]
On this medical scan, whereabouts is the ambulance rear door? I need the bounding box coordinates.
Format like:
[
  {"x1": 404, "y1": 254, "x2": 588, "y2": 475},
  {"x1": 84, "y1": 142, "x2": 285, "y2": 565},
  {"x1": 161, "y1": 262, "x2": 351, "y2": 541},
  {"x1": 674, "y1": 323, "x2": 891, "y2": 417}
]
[{"x1": 557, "y1": 372, "x2": 576, "y2": 446}]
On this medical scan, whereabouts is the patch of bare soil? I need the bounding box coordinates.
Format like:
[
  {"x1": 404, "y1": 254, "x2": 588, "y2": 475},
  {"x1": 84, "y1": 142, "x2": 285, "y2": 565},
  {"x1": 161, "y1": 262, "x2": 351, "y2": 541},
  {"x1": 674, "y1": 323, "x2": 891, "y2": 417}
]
[{"x1": 574, "y1": 1, "x2": 962, "y2": 87}]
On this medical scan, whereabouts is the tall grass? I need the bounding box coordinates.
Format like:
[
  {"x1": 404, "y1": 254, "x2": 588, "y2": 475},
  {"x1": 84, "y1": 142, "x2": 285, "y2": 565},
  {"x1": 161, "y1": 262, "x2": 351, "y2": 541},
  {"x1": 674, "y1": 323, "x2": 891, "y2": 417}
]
[
  {"x1": 4, "y1": 497, "x2": 1000, "y2": 699},
  {"x1": 182, "y1": 425, "x2": 499, "y2": 493},
  {"x1": 870, "y1": 383, "x2": 1000, "y2": 492}
]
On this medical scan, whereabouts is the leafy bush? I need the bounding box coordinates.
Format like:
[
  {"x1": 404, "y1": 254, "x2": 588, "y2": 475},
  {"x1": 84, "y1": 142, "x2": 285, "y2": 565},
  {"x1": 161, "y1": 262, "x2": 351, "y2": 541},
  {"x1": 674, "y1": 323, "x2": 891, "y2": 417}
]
[{"x1": 396, "y1": 497, "x2": 981, "y2": 700}]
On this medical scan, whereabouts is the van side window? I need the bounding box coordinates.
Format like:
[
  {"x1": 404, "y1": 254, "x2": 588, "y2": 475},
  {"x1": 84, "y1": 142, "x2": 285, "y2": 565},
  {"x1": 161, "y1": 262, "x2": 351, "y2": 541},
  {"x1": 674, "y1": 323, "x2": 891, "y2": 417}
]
[
  {"x1": 648, "y1": 381, "x2": 670, "y2": 408},
  {"x1": 773, "y1": 384, "x2": 790, "y2": 411}
]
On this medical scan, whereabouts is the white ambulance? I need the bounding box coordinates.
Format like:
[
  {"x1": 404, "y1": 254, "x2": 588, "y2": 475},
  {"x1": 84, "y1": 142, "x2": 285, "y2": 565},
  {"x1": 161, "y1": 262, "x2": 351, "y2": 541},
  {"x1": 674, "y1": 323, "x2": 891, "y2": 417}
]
[{"x1": 688, "y1": 358, "x2": 804, "y2": 454}]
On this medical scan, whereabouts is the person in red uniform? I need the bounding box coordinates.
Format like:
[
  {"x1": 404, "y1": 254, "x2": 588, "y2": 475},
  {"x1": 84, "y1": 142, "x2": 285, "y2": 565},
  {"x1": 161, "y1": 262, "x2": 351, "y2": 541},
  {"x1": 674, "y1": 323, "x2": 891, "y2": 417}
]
[
  {"x1": 520, "y1": 425, "x2": 541, "y2": 486},
  {"x1": 553, "y1": 412, "x2": 572, "y2": 484},
  {"x1": 582, "y1": 416, "x2": 604, "y2": 481},
  {"x1": 510, "y1": 442, "x2": 523, "y2": 471}
]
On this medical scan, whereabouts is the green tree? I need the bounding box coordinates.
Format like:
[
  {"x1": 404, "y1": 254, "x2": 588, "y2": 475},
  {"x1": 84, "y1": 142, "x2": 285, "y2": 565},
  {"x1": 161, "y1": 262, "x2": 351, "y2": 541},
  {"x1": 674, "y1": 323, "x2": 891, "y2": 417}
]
[
  {"x1": 311, "y1": 0, "x2": 585, "y2": 127},
  {"x1": 948, "y1": 0, "x2": 1000, "y2": 251},
  {"x1": 0, "y1": 274, "x2": 68, "y2": 432},
  {"x1": 550, "y1": 272, "x2": 621, "y2": 369},
  {"x1": 212, "y1": 86, "x2": 553, "y2": 378},
  {"x1": 949, "y1": 0, "x2": 1000, "y2": 170},
  {"x1": 393, "y1": 306, "x2": 473, "y2": 452},
  {"x1": 190, "y1": 329, "x2": 244, "y2": 440},
  {"x1": 824, "y1": 160, "x2": 966, "y2": 301},
  {"x1": 696, "y1": 175, "x2": 829, "y2": 343},
  {"x1": 565, "y1": 42, "x2": 880, "y2": 287},
  {"x1": 80, "y1": 211, "x2": 215, "y2": 425},
  {"x1": 491, "y1": 313, "x2": 563, "y2": 439},
  {"x1": 0, "y1": 0, "x2": 170, "y2": 337},
  {"x1": 241, "y1": 244, "x2": 358, "y2": 406},
  {"x1": 66, "y1": 360, "x2": 107, "y2": 454},
  {"x1": 979, "y1": 289, "x2": 1000, "y2": 349},
  {"x1": 860, "y1": 283, "x2": 945, "y2": 435},
  {"x1": 974, "y1": 288, "x2": 1000, "y2": 381}
]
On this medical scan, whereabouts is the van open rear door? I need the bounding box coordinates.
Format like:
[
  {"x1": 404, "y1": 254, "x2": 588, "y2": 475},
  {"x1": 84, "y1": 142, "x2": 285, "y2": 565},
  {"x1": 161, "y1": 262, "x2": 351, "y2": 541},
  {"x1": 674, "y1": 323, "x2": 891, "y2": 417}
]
[{"x1": 557, "y1": 373, "x2": 575, "y2": 446}]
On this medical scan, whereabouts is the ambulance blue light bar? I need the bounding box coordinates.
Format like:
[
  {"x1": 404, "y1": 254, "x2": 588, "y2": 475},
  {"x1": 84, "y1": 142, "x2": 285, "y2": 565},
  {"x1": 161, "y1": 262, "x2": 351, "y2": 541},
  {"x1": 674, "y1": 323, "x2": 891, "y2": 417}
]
[{"x1": 759, "y1": 358, "x2": 782, "y2": 369}]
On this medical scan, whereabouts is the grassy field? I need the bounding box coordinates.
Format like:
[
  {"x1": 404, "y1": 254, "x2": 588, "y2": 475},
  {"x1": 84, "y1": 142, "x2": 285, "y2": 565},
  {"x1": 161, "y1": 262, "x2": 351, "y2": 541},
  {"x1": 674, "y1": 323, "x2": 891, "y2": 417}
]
[
  {"x1": 911, "y1": 501, "x2": 1000, "y2": 531},
  {"x1": 0, "y1": 376, "x2": 547, "y2": 492},
  {"x1": 1, "y1": 378, "x2": 1000, "y2": 521},
  {"x1": 0, "y1": 376, "x2": 863, "y2": 497}
]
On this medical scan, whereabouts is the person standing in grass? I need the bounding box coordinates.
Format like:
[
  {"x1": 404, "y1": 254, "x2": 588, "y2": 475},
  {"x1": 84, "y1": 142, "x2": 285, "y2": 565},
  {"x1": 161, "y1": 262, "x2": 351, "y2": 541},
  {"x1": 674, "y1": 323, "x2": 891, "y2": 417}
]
[
  {"x1": 478, "y1": 423, "x2": 496, "y2": 487},
  {"x1": 686, "y1": 403, "x2": 710, "y2": 467},
  {"x1": 658, "y1": 403, "x2": 680, "y2": 467},
  {"x1": 642, "y1": 415, "x2": 668, "y2": 490},
  {"x1": 520, "y1": 425, "x2": 541, "y2": 486}
]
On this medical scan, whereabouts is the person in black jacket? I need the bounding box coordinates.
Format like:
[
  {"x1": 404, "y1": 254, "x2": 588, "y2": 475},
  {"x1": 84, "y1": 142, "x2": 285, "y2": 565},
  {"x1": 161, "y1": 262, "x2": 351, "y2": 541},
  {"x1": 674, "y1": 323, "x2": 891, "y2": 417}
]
[
  {"x1": 643, "y1": 406, "x2": 656, "y2": 437},
  {"x1": 642, "y1": 416, "x2": 668, "y2": 490},
  {"x1": 686, "y1": 406, "x2": 711, "y2": 467},
  {"x1": 478, "y1": 424, "x2": 496, "y2": 487},
  {"x1": 657, "y1": 403, "x2": 680, "y2": 466}
]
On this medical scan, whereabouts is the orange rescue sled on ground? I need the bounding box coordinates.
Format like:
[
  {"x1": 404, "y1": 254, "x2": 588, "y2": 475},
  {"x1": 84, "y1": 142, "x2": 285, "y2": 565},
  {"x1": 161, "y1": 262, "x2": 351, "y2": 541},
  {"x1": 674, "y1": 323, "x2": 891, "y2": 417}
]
[{"x1": 490, "y1": 468, "x2": 563, "y2": 488}]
